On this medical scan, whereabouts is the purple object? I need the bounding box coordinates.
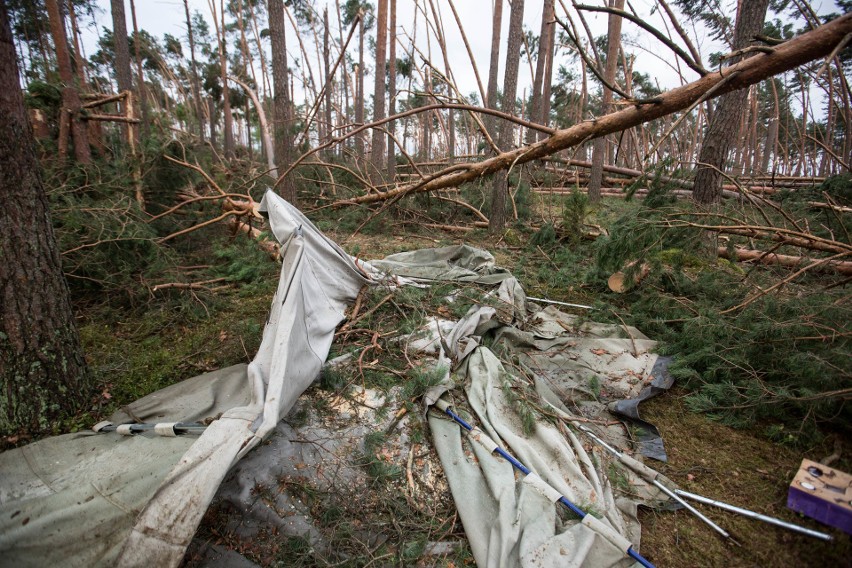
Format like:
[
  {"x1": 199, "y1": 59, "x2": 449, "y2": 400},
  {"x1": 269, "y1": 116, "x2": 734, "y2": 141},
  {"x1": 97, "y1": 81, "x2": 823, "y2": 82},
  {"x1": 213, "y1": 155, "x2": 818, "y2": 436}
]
[{"x1": 787, "y1": 459, "x2": 852, "y2": 535}]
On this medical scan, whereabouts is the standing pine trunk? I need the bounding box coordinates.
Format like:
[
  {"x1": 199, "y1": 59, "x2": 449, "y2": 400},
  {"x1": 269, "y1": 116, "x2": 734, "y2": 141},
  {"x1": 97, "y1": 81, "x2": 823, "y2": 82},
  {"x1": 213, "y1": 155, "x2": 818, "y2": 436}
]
[
  {"x1": 527, "y1": 0, "x2": 554, "y2": 144},
  {"x1": 386, "y1": 0, "x2": 397, "y2": 180},
  {"x1": 587, "y1": 0, "x2": 624, "y2": 203},
  {"x1": 355, "y1": 11, "x2": 365, "y2": 160},
  {"x1": 46, "y1": 0, "x2": 89, "y2": 163},
  {"x1": 1, "y1": 3, "x2": 90, "y2": 439},
  {"x1": 268, "y1": 0, "x2": 296, "y2": 203},
  {"x1": 109, "y1": 0, "x2": 135, "y2": 147},
  {"x1": 485, "y1": 0, "x2": 503, "y2": 144},
  {"x1": 128, "y1": 0, "x2": 149, "y2": 138},
  {"x1": 323, "y1": 8, "x2": 332, "y2": 150},
  {"x1": 693, "y1": 0, "x2": 770, "y2": 204},
  {"x1": 371, "y1": 0, "x2": 388, "y2": 182},
  {"x1": 489, "y1": 0, "x2": 524, "y2": 233},
  {"x1": 184, "y1": 0, "x2": 205, "y2": 141},
  {"x1": 217, "y1": 0, "x2": 235, "y2": 158}
]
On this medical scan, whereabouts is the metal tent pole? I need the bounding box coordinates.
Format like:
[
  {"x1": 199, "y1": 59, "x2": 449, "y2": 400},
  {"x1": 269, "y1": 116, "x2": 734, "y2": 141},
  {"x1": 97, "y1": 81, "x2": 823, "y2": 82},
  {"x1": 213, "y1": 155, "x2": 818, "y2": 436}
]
[{"x1": 436, "y1": 400, "x2": 656, "y2": 568}]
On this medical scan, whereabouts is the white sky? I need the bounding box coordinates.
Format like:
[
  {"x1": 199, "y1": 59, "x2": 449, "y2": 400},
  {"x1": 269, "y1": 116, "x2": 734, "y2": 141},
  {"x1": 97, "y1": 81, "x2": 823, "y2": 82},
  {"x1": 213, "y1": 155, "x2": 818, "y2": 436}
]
[{"x1": 77, "y1": 1, "x2": 841, "y2": 113}]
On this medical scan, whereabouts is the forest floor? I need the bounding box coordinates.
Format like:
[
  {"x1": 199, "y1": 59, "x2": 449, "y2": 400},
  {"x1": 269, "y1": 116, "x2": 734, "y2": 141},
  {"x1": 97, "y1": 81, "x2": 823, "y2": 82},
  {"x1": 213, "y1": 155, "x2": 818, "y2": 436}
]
[{"x1": 75, "y1": 193, "x2": 850, "y2": 567}]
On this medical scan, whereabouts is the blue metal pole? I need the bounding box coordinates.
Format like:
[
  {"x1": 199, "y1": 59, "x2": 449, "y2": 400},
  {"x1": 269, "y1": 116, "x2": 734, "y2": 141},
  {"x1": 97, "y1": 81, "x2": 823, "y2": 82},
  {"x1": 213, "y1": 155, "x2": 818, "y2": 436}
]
[{"x1": 442, "y1": 406, "x2": 655, "y2": 568}]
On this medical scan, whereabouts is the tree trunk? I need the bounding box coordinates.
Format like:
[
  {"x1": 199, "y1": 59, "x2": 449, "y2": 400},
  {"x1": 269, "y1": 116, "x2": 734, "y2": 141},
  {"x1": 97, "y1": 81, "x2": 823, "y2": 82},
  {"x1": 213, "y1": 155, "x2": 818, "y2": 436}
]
[
  {"x1": 323, "y1": 8, "x2": 332, "y2": 150},
  {"x1": 431, "y1": 0, "x2": 454, "y2": 164},
  {"x1": 67, "y1": 0, "x2": 105, "y2": 157},
  {"x1": 371, "y1": 0, "x2": 388, "y2": 182},
  {"x1": 268, "y1": 0, "x2": 296, "y2": 203},
  {"x1": 109, "y1": 0, "x2": 135, "y2": 147},
  {"x1": 387, "y1": 0, "x2": 397, "y2": 180},
  {"x1": 218, "y1": 0, "x2": 235, "y2": 158},
  {"x1": 0, "y1": 3, "x2": 90, "y2": 438},
  {"x1": 355, "y1": 13, "x2": 365, "y2": 160},
  {"x1": 588, "y1": 0, "x2": 624, "y2": 203},
  {"x1": 184, "y1": 0, "x2": 205, "y2": 141},
  {"x1": 46, "y1": 0, "x2": 89, "y2": 163},
  {"x1": 128, "y1": 0, "x2": 149, "y2": 138},
  {"x1": 693, "y1": 0, "x2": 770, "y2": 204},
  {"x1": 489, "y1": 0, "x2": 524, "y2": 233},
  {"x1": 527, "y1": 0, "x2": 554, "y2": 144},
  {"x1": 485, "y1": 0, "x2": 503, "y2": 143},
  {"x1": 540, "y1": 0, "x2": 556, "y2": 137},
  {"x1": 208, "y1": 97, "x2": 218, "y2": 149}
]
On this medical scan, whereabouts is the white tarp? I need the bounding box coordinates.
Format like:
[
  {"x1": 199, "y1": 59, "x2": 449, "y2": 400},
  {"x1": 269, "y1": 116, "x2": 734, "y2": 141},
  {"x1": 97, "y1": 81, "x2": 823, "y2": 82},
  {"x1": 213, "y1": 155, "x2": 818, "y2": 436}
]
[{"x1": 0, "y1": 191, "x2": 369, "y2": 568}]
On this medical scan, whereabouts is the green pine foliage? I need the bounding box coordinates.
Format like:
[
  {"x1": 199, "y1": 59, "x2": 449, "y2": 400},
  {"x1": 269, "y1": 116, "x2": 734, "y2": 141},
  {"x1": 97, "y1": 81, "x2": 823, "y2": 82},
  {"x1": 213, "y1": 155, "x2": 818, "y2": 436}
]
[{"x1": 592, "y1": 181, "x2": 850, "y2": 443}]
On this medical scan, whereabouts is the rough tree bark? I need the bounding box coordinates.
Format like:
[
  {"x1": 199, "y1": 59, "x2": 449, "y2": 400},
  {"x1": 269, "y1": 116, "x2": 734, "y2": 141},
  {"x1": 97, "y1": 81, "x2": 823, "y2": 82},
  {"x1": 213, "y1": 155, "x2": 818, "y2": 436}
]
[
  {"x1": 588, "y1": 0, "x2": 624, "y2": 203},
  {"x1": 489, "y1": 0, "x2": 525, "y2": 233},
  {"x1": 268, "y1": 0, "x2": 296, "y2": 203},
  {"x1": 693, "y1": 0, "x2": 770, "y2": 203},
  {"x1": 371, "y1": 0, "x2": 388, "y2": 181},
  {"x1": 485, "y1": 0, "x2": 503, "y2": 142},
  {"x1": 0, "y1": 3, "x2": 90, "y2": 438},
  {"x1": 527, "y1": 0, "x2": 554, "y2": 144},
  {"x1": 46, "y1": 0, "x2": 89, "y2": 163},
  {"x1": 109, "y1": 0, "x2": 135, "y2": 146}
]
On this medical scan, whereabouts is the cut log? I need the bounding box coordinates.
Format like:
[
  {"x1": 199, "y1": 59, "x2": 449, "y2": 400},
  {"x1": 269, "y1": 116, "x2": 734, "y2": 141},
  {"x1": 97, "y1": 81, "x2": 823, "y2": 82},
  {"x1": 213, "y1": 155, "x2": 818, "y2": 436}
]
[
  {"x1": 608, "y1": 262, "x2": 651, "y2": 293},
  {"x1": 717, "y1": 247, "x2": 852, "y2": 275}
]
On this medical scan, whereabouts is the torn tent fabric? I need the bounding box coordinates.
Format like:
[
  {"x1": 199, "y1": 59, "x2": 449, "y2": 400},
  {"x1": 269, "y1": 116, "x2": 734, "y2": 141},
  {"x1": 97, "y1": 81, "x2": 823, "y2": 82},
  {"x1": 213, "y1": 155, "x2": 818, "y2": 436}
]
[
  {"x1": 0, "y1": 191, "x2": 368, "y2": 568},
  {"x1": 1, "y1": 216, "x2": 672, "y2": 568}
]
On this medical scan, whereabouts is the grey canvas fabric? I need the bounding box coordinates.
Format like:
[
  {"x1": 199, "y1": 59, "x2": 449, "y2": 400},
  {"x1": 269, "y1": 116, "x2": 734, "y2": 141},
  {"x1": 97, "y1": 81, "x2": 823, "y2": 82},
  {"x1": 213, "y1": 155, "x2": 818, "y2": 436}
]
[
  {"x1": 0, "y1": 229, "x2": 670, "y2": 568},
  {"x1": 0, "y1": 191, "x2": 368, "y2": 568}
]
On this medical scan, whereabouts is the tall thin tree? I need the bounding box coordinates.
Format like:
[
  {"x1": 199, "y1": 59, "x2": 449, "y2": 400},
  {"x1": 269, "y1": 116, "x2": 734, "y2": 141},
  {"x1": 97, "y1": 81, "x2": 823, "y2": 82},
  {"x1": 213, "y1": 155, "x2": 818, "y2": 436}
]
[
  {"x1": 183, "y1": 0, "x2": 205, "y2": 141},
  {"x1": 47, "y1": 0, "x2": 89, "y2": 163},
  {"x1": 489, "y1": 0, "x2": 525, "y2": 232},
  {"x1": 485, "y1": 0, "x2": 503, "y2": 143},
  {"x1": 268, "y1": 0, "x2": 296, "y2": 203},
  {"x1": 386, "y1": 0, "x2": 397, "y2": 180},
  {"x1": 371, "y1": 0, "x2": 388, "y2": 180},
  {"x1": 109, "y1": 0, "x2": 135, "y2": 145},
  {"x1": 587, "y1": 0, "x2": 625, "y2": 203}
]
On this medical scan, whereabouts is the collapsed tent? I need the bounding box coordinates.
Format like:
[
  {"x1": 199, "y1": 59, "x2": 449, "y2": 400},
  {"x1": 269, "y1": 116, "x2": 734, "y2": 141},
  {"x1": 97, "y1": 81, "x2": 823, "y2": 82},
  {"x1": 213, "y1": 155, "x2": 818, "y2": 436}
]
[
  {"x1": 0, "y1": 195, "x2": 676, "y2": 567},
  {"x1": 0, "y1": 191, "x2": 369, "y2": 567}
]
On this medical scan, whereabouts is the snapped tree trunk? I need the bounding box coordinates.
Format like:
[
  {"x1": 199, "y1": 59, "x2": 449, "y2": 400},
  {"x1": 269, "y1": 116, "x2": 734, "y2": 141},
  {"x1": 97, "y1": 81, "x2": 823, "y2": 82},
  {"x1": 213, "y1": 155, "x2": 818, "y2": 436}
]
[
  {"x1": 0, "y1": 4, "x2": 90, "y2": 438},
  {"x1": 693, "y1": 0, "x2": 770, "y2": 203},
  {"x1": 489, "y1": 0, "x2": 525, "y2": 233}
]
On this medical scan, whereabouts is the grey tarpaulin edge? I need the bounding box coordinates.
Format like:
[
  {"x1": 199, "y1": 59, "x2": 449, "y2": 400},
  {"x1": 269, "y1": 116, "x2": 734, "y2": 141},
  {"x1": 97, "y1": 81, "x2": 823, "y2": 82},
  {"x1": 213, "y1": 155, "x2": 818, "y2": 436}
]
[{"x1": 608, "y1": 356, "x2": 674, "y2": 462}]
